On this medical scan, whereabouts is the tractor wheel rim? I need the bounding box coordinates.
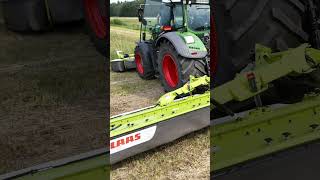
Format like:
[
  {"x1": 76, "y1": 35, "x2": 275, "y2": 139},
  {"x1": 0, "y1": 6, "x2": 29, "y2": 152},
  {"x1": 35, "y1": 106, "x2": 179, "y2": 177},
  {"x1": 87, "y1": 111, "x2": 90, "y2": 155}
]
[
  {"x1": 162, "y1": 54, "x2": 179, "y2": 88},
  {"x1": 84, "y1": 0, "x2": 106, "y2": 39},
  {"x1": 135, "y1": 53, "x2": 144, "y2": 74}
]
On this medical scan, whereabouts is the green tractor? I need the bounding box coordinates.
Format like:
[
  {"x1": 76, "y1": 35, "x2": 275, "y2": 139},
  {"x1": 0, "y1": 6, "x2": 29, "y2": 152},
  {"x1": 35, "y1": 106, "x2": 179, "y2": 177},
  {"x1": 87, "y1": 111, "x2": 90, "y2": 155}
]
[{"x1": 134, "y1": 0, "x2": 210, "y2": 91}]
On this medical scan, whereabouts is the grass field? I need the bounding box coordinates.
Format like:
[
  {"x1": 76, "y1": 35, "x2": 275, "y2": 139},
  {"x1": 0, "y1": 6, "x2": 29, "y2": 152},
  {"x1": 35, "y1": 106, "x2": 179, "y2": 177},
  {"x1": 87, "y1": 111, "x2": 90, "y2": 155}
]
[
  {"x1": 110, "y1": 17, "x2": 141, "y2": 31},
  {"x1": 109, "y1": 24, "x2": 162, "y2": 116},
  {"x1": 110, "y1": 19, "x2": 210, "y2": 180}
]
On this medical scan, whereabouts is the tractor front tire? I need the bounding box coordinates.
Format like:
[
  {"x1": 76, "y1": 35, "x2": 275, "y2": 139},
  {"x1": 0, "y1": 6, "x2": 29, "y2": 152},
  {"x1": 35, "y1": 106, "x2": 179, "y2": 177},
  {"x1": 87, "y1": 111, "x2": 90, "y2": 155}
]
[
  {"x1": 158, "y1": 41, "x2": 207, "y2": 92},
  {"x1": 134, "y1": 42, "x2": 155, "y2": 80}
]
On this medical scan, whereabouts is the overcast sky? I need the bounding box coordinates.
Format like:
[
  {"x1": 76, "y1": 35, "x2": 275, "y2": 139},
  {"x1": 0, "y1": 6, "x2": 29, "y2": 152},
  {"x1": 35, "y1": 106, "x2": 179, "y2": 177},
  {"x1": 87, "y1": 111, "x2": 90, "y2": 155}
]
[{"x1": 110, "y1": 0, "x2": 135, "y2": 3}]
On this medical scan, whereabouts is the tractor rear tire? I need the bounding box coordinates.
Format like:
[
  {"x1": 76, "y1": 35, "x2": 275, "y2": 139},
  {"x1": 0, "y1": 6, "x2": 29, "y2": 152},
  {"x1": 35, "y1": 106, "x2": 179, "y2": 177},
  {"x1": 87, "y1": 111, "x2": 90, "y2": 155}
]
[
  {"x1": 214, "y1": 0, "x2": 309, "y2": 86},
  {"x1": 134, "y1": 42, "x2": 155, "y2": 80},
  {"x1": 158, "y1": 41, "x2": 207, "y2": 92},
  {"x1": 83, "y1": 0, "x2": 107, "y2": 56}
]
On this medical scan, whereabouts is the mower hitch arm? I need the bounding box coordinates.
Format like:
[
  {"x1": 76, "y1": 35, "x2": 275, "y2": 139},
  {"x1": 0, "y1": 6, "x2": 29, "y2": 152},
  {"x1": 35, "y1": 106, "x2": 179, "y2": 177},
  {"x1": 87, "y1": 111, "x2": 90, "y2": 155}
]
[{"x1": 211, "y1": 44, "x2": 320, "y2": 106}]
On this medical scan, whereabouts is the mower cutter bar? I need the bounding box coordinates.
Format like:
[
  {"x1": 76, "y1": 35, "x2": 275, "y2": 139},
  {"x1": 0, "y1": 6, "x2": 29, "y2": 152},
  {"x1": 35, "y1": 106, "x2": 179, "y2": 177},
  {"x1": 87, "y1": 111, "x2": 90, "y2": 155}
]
[
  {"x1": 111, "y1": 75, "x2": 210, "y2": 138},
  {"x1": 110, "y1": 76, "x2": 210, "y2": 164},
  {"x1": 111, "y1": 92, "x2": 209, "y2": 137},
  {"x1": 211, "y1": 93, "x2": 320, "y2": 173},
  {"x1": 110, "y1": 92, "x2": 210, "y2": 164},
  {"x1": 0, "y1": 148, "x2": 108, "y2": 180}
]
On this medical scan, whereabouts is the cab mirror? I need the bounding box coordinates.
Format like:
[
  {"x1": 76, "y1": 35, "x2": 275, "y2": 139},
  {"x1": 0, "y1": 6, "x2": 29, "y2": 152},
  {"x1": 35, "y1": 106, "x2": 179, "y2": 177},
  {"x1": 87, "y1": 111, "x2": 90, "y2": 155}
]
[{"x1": 138, "y1": 7, "x2": 144, "y2": 22}]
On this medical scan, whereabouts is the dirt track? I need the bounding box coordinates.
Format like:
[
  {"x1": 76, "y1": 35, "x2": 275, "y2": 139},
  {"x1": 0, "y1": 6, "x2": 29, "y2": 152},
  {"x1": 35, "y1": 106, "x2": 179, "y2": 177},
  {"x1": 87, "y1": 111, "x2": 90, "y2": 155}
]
[{"x1": 0, "y1": 17, "x2": 107, "y2": 174}]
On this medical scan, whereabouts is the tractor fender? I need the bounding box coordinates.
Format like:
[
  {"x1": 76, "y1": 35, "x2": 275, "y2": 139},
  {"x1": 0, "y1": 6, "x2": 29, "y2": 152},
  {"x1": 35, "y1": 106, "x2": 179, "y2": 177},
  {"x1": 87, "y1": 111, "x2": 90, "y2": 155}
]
[{"x1": 156, "y1": 32, "x2": 207, "y2": 59}]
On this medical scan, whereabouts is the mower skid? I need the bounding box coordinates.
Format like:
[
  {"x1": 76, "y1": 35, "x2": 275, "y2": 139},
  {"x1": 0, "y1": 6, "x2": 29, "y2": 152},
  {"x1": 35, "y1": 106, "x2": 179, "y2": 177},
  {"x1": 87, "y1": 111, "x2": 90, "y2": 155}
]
[
  {"x1": 111, "y1": 51, "x2": 136, "y2": 72},
  {"x1": 111, "y1": 59, "x2": 136, "y2": 72}
]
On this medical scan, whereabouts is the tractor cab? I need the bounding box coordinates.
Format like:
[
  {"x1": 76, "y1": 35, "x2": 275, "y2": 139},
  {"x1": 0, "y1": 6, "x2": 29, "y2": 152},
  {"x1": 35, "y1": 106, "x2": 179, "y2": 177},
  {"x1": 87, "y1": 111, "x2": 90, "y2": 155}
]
[
  {"x1": 135, "y1": 0, "x2": 210, "y2": 92},
  {"x1": 138, "y1": 0, "x2": 210, "y2": 41}
]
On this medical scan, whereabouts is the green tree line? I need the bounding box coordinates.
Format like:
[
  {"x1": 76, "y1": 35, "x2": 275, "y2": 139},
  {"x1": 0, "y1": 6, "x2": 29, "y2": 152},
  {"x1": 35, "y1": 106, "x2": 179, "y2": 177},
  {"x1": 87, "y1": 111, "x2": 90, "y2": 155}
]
[{"x1": 111, "y1": 0, "x2": 144, "y2": 17}]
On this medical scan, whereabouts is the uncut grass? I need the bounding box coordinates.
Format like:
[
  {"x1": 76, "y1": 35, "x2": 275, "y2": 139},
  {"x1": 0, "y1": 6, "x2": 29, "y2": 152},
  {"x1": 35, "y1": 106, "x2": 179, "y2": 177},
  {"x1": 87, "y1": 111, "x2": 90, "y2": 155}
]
[{"x1": 110, "y1": 17, "x2": 140, "y2": 31}]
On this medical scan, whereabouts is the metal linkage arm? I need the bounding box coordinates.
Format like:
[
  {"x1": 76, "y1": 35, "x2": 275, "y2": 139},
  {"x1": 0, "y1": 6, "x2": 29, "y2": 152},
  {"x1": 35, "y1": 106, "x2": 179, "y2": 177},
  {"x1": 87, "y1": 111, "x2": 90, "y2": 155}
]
[
  {"x1": 211, "y1": 44, "x2": 320, "y2": 105},
  {"x1": 111, "y1": 75, "x2": 210, "y2": 137},
  {"x1": 158, "y1": 75, "x2": 210, "y2": 106}
]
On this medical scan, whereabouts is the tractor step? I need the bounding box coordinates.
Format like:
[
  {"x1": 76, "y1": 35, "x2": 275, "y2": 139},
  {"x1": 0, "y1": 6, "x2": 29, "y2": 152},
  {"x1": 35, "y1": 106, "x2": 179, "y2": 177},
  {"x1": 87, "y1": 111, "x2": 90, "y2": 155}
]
[{"x1": 110, "y1": 76, "x2": 210, "y2": 164}]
